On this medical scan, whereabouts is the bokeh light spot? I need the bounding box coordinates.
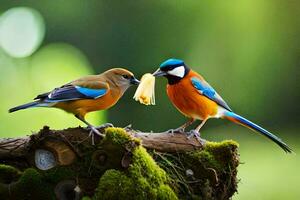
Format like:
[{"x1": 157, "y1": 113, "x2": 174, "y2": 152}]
[{"x1": 0, "y1": 7, "x2": 45, "y2": 58}]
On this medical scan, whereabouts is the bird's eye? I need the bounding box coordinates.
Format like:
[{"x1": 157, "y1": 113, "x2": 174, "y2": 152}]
[{"x1": 122, "y1": 75, "x2": 130, "y2": 79}]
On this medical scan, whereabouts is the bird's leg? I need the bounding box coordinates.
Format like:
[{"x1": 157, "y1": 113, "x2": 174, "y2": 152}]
[
  {"x1": 187, "y1": 118, "x2": 207, "y2": 145},
  {"x1": 166, "y1": 118, "x2": 195, "y2": 135},
  {"x1": 75, "y1": 115, "x2": 105, "y2": 145}
]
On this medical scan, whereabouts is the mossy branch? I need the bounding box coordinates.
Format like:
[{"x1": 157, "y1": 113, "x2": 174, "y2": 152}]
[
  {"x1": 0, "y1": 125, "x2": 239, "y2": 200},
  {"x1": 0, "y1": 126, "x2": 203, "y2": 157}
]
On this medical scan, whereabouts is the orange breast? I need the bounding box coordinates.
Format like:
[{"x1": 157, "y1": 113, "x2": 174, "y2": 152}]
[
  {"x1": 54, "y1": 89, "x2": 120, "y2": 117},
  {"x1": 167, "y1": 71, "x2": 218, "y2": 120}
]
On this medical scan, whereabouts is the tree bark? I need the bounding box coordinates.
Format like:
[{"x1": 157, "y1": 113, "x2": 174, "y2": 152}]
[
  {"x1": 0, "y1": 126, "x2": 239, "y2": 200},
  {"x1": 0, "y1": 127, "x2": 203, "y2": 158}
]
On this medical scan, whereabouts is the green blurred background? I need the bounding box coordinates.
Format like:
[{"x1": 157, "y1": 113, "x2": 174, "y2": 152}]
[{"x1": 0, "y1": 1, "x2": 299, "y2": 199}]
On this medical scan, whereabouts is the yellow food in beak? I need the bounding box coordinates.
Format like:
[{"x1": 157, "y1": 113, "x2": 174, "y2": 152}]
[{"x1": 133, "y1": 73, "x2": 156, "y2": 105}]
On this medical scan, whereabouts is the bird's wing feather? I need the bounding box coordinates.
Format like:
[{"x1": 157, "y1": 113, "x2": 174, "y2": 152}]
[
  {"x1": 72, "y1": 75, "x2": 109, "y2": 89},
  {"x1": 42, "y1": 80, "x2": 109, "y2": 103},
  {"x1": 191, "y1": 77, "x2": 232, "y2": 111},
  {"x1": 34, "y1": 92, "x2": 50, "y2": 100}
]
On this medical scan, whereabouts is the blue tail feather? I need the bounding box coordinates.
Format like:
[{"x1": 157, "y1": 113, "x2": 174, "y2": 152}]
[
  {"x1": 225, "y1": 112, "x2": 292, "y2": 153},
  {"x1": 9, "y1": 101, "x2": 44, "y2": 113}
]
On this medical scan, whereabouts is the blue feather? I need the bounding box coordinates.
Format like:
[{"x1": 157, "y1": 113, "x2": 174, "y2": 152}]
[
  {"x1": 191, "y1": 77, "x2": 216, "y2": 98},
  {"x1": 191, "y1": 77, "x2": 232, "y2": 111},
  {"x1": 160, "y1": 58, "x2": 184, "y2": 68},
  {"x1": 75, "y1": 86, "x2": 107, "y2": 98},
  {"x1": 44, "y1": 85, "x2": 107, "y2": 103},
  {"x1": 225, "y1": 112, "x2": 292, "y2": 153},
  {"x1": 45, "y1": 98, "x2": 80, "y2": 102}
]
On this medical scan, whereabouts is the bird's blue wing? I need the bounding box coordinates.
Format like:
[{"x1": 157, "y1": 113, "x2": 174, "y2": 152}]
[
  {"x1": 44, "y1": 84, "x2": 107, "y2": 102},
  {"x1": 74, "y1": 86, "x2": 107, "y2": 98},
  {"x1": 191, "y1": 77, "x2": 232, "y2": 111}
]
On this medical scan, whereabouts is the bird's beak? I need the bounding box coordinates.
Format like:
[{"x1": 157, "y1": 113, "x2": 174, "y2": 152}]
[
  {"x1": 130, "y1": 77, "x2": 140, "y2": 85},
  {"x1": 152, "y1": 68, "x2": 167, "y2": 77}
]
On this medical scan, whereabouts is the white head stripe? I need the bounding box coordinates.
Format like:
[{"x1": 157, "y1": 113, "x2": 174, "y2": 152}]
[{"x1": 167, "y1": 66, "x2": 185, "y2": 78}]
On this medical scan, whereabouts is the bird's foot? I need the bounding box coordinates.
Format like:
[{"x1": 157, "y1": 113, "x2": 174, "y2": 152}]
[
  {"x1": 95, "y1": 123, "x2": 114, "y2": 130},
  {"x1": 84, "y1": 123, "x2": 112, "y2": 145},
  {"x1": 88, "y1": 126, "x2": 105, "y2": 145},
  {"x1": 164, "y1": 127, "x2": 185, "y2": 136},
  {"x1": 77, "y1": 126, "x2": 104, "y2": 145},
  {"x1": 187, "y1": 130, "x2": 206, "y2": 146},
  {"x1": 124, "y1": 124, "x2": 133, "y2": 131}
]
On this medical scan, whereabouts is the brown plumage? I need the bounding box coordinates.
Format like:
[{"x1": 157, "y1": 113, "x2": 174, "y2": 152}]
[{"x1": 9, "y1": 68, "x2": 140, "y2": 144}]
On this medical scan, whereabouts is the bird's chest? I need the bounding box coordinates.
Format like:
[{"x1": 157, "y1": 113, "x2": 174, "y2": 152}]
[
  {"x1": 84, "y1": 90, "x2": 120, "y2": 111},
  {"x1": 166, "y1": 81, "x2": 218, "y2": 119}
]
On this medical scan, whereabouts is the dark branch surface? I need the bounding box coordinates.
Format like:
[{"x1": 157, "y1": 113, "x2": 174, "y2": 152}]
[
  {"x1": 0, "y1": 127, "x2": 204, "y2": 158},
  {"x1": 133, "y1": 131, "x2": 203, "y2": 152}
]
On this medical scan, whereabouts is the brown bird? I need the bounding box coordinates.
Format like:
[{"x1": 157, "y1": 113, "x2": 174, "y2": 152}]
[{"x1": 9, "y1": 68, "x2": 140, "y2": 144}]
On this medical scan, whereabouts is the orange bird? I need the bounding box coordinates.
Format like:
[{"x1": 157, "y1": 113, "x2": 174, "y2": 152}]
[
  {"x1": 153, "y1": 58, "x2": 292, "y2": 153},
  {"x1": 9, "y1": 68, "x2": 139, "y2": 143}
]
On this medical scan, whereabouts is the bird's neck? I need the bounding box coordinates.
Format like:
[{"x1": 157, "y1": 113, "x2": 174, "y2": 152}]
[
  {"x1": 166, "y1": 67, "x2": 190, "y2": 85},
  {"x1": 106, "y1": 79, "x2": 128, "y2": 98}
]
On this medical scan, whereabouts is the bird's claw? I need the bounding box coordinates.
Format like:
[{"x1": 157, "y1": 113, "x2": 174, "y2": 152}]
[
  {"x1": 85, "y1": 123, "x2": 113, "y2": 145},
  {"x1": 124, "y1": 124, "x2": 133, "y2": 131},
  {"x1": 165, "y1": 127, "x2": 185, "y2": 136},
  {"x1": 186, "y1": 129, "x2": 198, "y2": 139},
  {"x1": 95, "y1": 123, "x2": 114, "y2": 129},
  {"x1": 88, "y1": 126, "x2": 105, "y2": 145},
  {"x1": 187, "y1": 130, "x2": 206, "y2": 146}
]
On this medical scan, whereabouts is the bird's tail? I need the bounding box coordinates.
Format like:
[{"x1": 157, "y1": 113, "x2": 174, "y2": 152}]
[
  {"x1": 223, "y1": 111, "x2": 292, "y2": 153},
  {"x1": 9, "y1": 101, "x2": 45, "y2": 113}
]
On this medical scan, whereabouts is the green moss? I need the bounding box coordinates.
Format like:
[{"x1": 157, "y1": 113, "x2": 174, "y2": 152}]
[
  {"x1": 204, "y1": 140, "x2": 239, "y2": 169},
  {"x1": 0, "y1": 164, "x2": 21, "y2": 184},
  {"x1": 43, "y1": 166, "x2": 76, "y2": 184},
  {"x1": 187, "y1": 150, "x2": 220, "y2": 169},
  {"x1": 205, "y1": 140, "x2": 239, "y2": 152},
  {"x1": 159, "y1": 139, "x2": 239, "y2": 199},
  {"x1": 157, "y1": 184, "x2": 178, "y2": 200},
  {"x1": 130, "y1": 146, "x2": 167, "y2": 185},
  {"x1": 94, "y1": 146, "x2": 177, "y2": 200},
  {"x1": 104, "y1": 127, "x2": 140, "y2": 146},
  {"x1": 14, "y1": 168, "x2": 55, "y2": 200},
  {"x1": 0, "y1": 166, "x2": 56, "y2": 199},
  {"x1": 94, "y1": 169, "x2": 134, "y2": 200},
  {"x1": 93, "y1": 135, "x2": 238, "y2": 199},
  {"x1": 186, "y1": 140, "x2": 239, "y2": 171}
]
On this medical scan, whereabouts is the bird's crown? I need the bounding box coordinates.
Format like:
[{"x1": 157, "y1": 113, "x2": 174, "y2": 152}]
[
  {"x1": 160, "y1": 58, "x2": 184, "y2": 69},
  {"x1": 104, "y1": 68, "x2": 134, "y2": 77}
]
